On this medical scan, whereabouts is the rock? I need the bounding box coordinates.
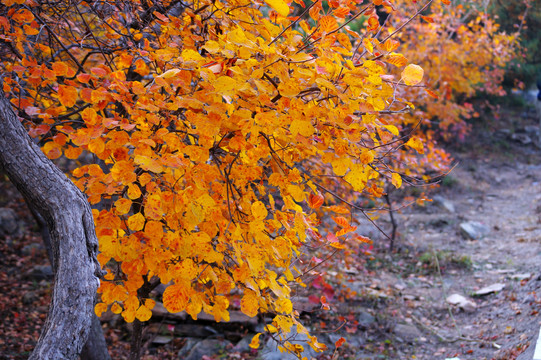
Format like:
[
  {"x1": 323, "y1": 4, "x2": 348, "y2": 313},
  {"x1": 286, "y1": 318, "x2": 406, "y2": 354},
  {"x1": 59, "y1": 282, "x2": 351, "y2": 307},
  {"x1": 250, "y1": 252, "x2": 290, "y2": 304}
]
[
  {"x1": 22, "y1": 291, "x2": 38, "y2": 305},
  {"x1": 261, "y1": 325, "x2": 317, "y2": 360},
  {"x1": 0, "y1": 208, "x2": 22, "y2": 238},
  {"x1": 152, "y1": 335, "x2": 173, "y2": 345},
  {"x1": 459, "y1": 221, "x2": 490, "y2": 240},
  {"x1": 511, "y1": 273, "x2": 531, "y2": 281},
  {"x1": 21, "y1": 243, "x2": 45, "y2": 256},
  {"x1": 174, "y1": 324, "x2": 218, "y2": 338},
  {"x1": 511, "y1": 132, "x2": 532, "y2": 145},
  {"x1": 393, "y1": 323, "x2": 422, "y2": 343},
  {"x1": 446, "y1": 294, "x2": 477, "y2": 312},
  {"x1": 177, "y1": 338, "x2": 199, "y2": 359},
  {"x1": 433, "y1": 195, "x2": 455, "y2": 213},
  {"x1": 473, "y1": 283, "x2": 505, "y2": 296},
  {"x1": 357, "y1": 310, "x2": 375, "y2": 329},
  {"x1": 292, "y1": 296, "x2": 319, "y2": 313},
  {"x1": 233, "y1": 334, "x2": 254, "y2": 352},
  {"x1": 25, "y1": 265, "x2": 53, "y2": 280},
  {"x1": 181, "y1": 338, "x2": 232, "y2": 360}
]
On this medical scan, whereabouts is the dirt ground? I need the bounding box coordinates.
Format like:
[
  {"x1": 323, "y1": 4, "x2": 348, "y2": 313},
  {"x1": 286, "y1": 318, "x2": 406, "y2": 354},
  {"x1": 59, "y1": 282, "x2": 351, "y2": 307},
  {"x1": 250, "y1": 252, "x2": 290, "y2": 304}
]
[{"x1": 1, "y1": 102, "x2": 541, "y2": 360}]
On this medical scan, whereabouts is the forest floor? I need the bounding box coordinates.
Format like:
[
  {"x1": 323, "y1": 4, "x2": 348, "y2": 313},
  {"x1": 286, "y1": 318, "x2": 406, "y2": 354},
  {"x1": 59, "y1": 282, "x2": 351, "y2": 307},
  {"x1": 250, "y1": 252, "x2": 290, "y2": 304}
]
[{"x1": 1, "y1": 100, "x2": 541, "y2": 360}]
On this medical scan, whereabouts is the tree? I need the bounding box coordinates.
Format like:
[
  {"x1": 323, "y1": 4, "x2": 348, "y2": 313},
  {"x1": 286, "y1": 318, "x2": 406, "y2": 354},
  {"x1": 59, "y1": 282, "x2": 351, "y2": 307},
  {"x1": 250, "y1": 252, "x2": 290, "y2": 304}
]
[
  {"x1": 0, "y1": 0, "x2": 517, "y2": 357},
  {"x1": 0, "y1": 88, "x2": 102, "y2": 359}
]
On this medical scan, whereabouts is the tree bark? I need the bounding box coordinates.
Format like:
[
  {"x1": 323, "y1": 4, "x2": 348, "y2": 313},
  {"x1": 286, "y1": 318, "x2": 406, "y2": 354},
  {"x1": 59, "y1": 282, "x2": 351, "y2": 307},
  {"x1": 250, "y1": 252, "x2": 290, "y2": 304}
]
[
  {"x1": 31, "y1": 210, "x2": 111, "y2": 360},
  {"x1": 0, "y1": 88, "x2": 102, "y2": 359}
]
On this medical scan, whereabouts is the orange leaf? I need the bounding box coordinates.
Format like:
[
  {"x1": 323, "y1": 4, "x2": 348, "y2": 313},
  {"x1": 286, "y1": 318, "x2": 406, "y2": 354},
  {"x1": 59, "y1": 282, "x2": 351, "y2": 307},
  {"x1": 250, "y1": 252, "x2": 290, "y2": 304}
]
[
  {"x1": 425, "y1": 88, "x2": 439, "y2": 99},
  {"x1": 421, "y1": 15, "x2": 434, "y2": 23},
  {"x1": 383, "y1": 39, "x2": 400, "y2": 52},
  {"x1": 366, "y1": 15, "x2": 379, "y2": 32},
  {"x1": 308, "y1": 193, "x2": 324, "y2": 209},
  {"x1": 333, "y1": 7, "x2": 350, "y2": 18},
  {"x1": 335, "y1": 337, "x2": 346, "y2": 348},
  {"x1": 162, "y1": 283, "x2": 189, "y2": 313},
  {"x1": 332, "y1": 216, "x2": 350, "y2": 228},
  {"x1": 52, "y1": 62, "x2": 69, "y2": 77},
  {"x1": 57, "y1": 85, "x2": 78, "y2": 108},
  {"x1": 386, "y1": 52, "x2": 408, "y2": 67},
  {"x1": 319, "y1": 15, "x2": 339, "y2": 33},
  {"x1": 326, "y1": 205, "x2": 350, "y2": 214}
]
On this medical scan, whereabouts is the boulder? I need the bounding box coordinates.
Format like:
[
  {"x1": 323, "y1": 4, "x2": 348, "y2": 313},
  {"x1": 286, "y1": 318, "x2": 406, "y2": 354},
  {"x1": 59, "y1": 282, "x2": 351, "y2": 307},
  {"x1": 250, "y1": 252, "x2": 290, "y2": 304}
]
[
  {"x1": 393, "y1": 323, "x2": 422, "y2": 343},
  {"x1": 180, "y1": 338, "x2": 232, "y2": 360},
  {"x1": 0, "y1": 208, "x2": 22, "y2": 238},
  {"x1": 459, "y1": 221, "x2": 489, "y2": 240}
]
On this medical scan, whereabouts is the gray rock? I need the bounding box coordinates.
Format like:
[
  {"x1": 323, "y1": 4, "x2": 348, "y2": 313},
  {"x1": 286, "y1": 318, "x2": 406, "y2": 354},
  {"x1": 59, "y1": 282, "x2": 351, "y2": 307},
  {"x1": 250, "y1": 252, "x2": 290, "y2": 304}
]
[
  {"x1": 181, "y1": 338, "x2": 232, "y2": 360},
  {"x1": 473, "y1": 283, "x2": 505, "y2": 296},
  {"x1": 393, "y1": 324, "x2": 422, "y2": 343},
  {"x1": 25, "y1": 265, "x2": 53, "y2": 280},
  {"x1": 233, "y1": 334, "x2": 254, "y2": 352},
  {"x1": 459, "y1": 221, "x2": 490, "y2": 240},
  {"x1": 22, "y1": 291, "x2": 38, "y2": 304},
  {"x1": 511, "y1": 273, "x2": 531, "y2": 281},
  {"x1": 261, "y1": 325, "x2": 317, "y2": 360},
  {"x1": 152, "y1": 335, "x2": 172, "y2": 345},
  {"x1": 511, "y1": 133, "x2": 532, "y2": 145},
  {"x1": 0, "y1": 208, "x2": 22, "y2": 238},
  {"x1": 446, "y1": 294, "x2": 477, "y2": 312},
  {"x1": 21, "y1": 243, "x2": 45, "y2": 256},
  {"x1": 433, "y1": 195, "x2": 455, "y2": 213},
  {"x1": 177, "y1": 338, "x2": 199, "y2": 359},
  {"x1": 358, "y1": 310, "x2": 375, "y2": 329}
]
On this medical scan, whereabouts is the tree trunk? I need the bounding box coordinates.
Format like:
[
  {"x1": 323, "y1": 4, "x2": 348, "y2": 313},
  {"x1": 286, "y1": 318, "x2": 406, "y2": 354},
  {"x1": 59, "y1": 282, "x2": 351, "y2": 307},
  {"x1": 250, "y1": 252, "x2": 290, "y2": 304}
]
[
  {"x1": 80, "y1": 314, "x2": 111, "y2": 360},
  {"x1": 31, "y1": 210, "x2": 111, "y2": 360},
  {"x1": 0, "y1": 88, "x2": 102, "y2": 359}
]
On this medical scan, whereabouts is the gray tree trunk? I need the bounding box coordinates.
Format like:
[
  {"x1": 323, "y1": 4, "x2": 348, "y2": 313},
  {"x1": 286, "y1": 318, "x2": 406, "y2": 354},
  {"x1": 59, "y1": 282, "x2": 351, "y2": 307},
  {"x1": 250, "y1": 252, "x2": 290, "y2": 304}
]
[
  {"x1": 31, "y1": 210, "x2": 111, "y2": 360},
  {"x1": 0, "y1": 88, "x2": 102, "y2": 359}
]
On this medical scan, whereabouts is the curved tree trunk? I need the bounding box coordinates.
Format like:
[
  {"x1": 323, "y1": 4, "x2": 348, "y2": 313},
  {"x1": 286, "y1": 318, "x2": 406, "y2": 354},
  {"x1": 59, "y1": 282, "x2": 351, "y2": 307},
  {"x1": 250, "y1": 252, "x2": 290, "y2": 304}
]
[
  {"x1": 31, "y1": 210, "x2": 111, "y2": 360},
  {"x1": 0, "y1": 88, "x2": 103, "y2": 359}
]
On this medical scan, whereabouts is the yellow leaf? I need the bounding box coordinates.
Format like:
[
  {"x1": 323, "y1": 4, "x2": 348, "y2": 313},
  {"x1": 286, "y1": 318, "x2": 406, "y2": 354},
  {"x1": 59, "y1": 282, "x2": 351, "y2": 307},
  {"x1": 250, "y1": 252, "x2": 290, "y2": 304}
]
[
  {"x1": 401, "y1": 64, "x2": 424, "y2": 85},
  {"x1": 391, "y1": 173, "x2": 402, "y2": 189},
  {"x1": 115, "y1": 198, "x2": 132, "y2": 215},
  {"x1": 251, "y1": 201, "x2": 268, "y2": 221},
  {"x1": 135, "y1": 305, "x2": 152, "y2": 322},
  {"x1": 127, "y1": 184, "x2": 142, "y2": 200},
  {"x1": 363, "y1": 38, "x2": 373, "y2": 53},
  {"x1": 384, "y1": 124, "x2": 399, "y2": 136},
  {"x1": 127, "y1": 212, "x2": 145, "y2": 231},
  {"x1": 275, "y1": 297, "x2": 293, "y2": 314},
  {"x1": 241, "y1": 290, "x2": 259, "y2": 317},
  {"x1": 344, "y1": 164, "x2": 368, "y2": 191},
  {"x1": 290, "y1": 119, "x2": 314, "y2": 137},
  {"x1": 265, "y1": 0, "x2": 290, "y2": 17},
  {"x1": 94, "y1": 302, "x2": 108, "y2": 317},
  {"x1": 249, "y1": 333, "x2": 262, "y2": 349},
  {"x1": 405, "y1": 137, "x2": 424, "y2": 153}
]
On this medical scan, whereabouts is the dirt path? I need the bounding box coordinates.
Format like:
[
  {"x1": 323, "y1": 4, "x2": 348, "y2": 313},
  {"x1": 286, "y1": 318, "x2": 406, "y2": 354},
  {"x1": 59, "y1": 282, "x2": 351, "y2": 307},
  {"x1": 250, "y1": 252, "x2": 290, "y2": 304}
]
[{"x1": 345, "y1": 106, "x2": 541, "y2": 360}]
